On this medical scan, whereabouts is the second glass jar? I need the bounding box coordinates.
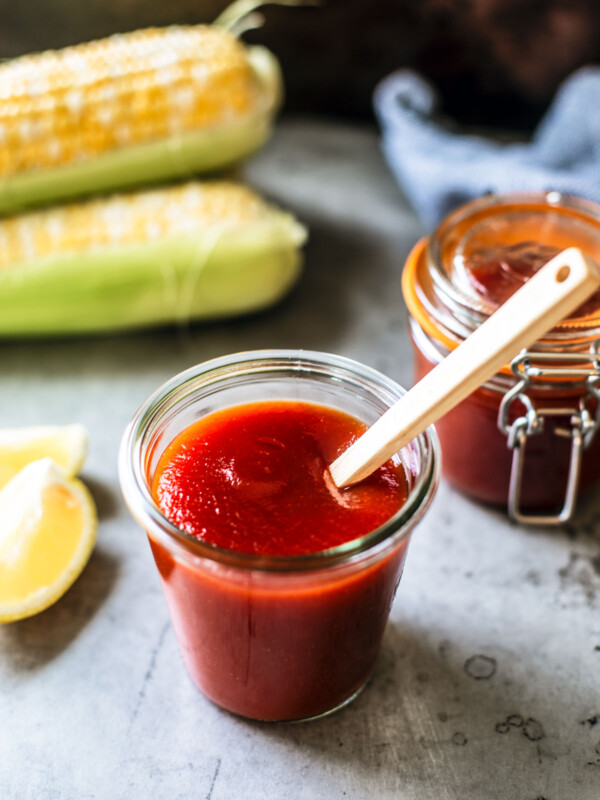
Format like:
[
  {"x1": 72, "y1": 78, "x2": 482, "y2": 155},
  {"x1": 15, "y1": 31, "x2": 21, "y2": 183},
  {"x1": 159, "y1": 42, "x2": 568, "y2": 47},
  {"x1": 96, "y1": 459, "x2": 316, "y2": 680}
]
[{"x1": 402, "y1": 192, "x2": 600, "y2": 523}]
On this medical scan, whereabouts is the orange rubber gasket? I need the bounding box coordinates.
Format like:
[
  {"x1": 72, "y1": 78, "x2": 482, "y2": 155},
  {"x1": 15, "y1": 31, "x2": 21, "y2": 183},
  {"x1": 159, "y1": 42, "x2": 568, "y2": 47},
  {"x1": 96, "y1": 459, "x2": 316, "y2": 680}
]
[{"x1": 401, "y1": 236, "x2": 464, "y2": 354}]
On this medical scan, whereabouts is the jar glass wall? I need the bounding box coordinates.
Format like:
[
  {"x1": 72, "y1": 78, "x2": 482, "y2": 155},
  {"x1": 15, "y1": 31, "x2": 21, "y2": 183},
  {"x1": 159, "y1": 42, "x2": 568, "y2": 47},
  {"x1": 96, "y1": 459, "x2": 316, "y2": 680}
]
[{"x1": 119, "y1": 350, "x2": 439, "y2": 721}]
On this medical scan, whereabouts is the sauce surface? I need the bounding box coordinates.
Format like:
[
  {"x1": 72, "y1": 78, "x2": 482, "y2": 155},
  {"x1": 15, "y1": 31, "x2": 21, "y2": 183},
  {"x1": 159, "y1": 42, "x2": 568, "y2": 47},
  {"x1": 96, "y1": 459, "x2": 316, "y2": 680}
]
[
  {"x1": 153, "y1": 401, "x2": 407, "y2": 556},
  {"x1": 465, "y1": 241, "x2": 600, "y2": 317}
]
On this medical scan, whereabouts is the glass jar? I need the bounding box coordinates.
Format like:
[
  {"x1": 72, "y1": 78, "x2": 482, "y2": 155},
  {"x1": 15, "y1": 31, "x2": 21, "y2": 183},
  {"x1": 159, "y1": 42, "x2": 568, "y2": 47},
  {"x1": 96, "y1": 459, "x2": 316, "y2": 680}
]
[
  {"x1": 119, "y1": 350, "x2": 439, "y2": 722},
  {"x1": 402, "y1": 192, "x2": 600, "y2": 524}
]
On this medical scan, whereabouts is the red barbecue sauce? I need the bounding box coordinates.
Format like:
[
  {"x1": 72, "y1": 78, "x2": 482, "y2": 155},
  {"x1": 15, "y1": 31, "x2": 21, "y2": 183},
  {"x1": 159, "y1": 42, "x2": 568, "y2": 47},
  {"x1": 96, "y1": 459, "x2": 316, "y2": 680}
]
[
  {"x1": 153, "y1": 401, "x2": 406, "y2": 555},
  {"x1": 465, "y1": 241, "x2": 600, "y2": 316},
  {"x1": 149, "y1": 401, "x2": 410, "y2": 720}
]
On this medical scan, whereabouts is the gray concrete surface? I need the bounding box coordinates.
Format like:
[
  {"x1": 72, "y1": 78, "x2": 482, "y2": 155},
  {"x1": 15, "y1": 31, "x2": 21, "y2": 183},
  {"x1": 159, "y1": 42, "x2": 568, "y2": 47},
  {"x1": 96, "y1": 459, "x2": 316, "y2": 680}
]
[{"x1": 2, "y1": 119, "x2": 600, "y2": 799}]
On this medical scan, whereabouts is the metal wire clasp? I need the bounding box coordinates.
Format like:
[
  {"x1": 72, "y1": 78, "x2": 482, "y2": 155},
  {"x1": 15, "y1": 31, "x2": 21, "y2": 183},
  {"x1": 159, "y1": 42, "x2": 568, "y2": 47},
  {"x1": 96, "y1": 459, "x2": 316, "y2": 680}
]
[{"x1": 498, "y1": 340, "x2": 600, "y2": 525}]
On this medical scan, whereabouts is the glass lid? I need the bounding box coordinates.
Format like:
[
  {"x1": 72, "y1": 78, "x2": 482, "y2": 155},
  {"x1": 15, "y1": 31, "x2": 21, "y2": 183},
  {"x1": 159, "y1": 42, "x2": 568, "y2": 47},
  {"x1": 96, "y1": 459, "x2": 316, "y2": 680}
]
[{"x1": 426, "y1": 192, "x2": 600, "y2": 341}]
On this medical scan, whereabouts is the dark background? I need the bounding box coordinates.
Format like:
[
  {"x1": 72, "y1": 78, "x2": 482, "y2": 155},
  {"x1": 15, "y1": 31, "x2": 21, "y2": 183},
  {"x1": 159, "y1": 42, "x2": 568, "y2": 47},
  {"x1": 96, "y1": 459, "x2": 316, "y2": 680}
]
[{"x1": 1, "y1": 0, "x2": 600, "y2": 129}]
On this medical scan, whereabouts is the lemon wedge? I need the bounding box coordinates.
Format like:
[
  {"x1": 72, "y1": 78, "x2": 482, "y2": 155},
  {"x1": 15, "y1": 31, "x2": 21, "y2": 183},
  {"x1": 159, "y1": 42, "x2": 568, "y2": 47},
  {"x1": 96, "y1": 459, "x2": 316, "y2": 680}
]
[
  {"x1": 0, "y1": 457, "x2": 97, "y2": 622},
  {"x1": 0, "y1": 424, "x2": 88, "y2": 490}
]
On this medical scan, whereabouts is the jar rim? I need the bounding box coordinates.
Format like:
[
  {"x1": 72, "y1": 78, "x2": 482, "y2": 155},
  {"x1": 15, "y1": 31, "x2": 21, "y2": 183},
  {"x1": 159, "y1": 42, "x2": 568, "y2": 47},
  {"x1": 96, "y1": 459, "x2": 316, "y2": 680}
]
[
  {"x1": 118, "y1": 349, "x2": 440, "y2": 573},
  {"x1": 427, "y1": 191, "x2": 600, "y2": 343}
]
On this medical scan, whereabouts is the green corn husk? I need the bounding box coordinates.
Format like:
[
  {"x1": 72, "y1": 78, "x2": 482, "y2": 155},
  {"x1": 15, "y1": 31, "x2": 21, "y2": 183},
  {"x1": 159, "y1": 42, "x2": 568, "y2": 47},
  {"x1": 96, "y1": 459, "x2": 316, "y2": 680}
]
[{"x1": 0, "y1": 181, "x2": 306, "y2": 336}]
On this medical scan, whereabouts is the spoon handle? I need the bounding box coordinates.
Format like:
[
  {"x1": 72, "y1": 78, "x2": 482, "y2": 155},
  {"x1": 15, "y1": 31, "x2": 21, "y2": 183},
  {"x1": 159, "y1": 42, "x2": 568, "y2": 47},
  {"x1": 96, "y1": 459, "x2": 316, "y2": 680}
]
[{"x1": 330, "y1": 247, "x2": 600, "y2": 488}]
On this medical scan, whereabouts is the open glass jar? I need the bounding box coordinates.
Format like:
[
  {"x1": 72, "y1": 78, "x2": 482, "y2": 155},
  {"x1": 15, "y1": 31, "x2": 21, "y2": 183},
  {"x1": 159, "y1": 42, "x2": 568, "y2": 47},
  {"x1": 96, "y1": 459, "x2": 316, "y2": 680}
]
[
  {"x1": 402, "y1": 192, "x2": 600, "y2": 524},
  {"x1": 119, "y1": 350, "x2": 439, "y2": 722}
]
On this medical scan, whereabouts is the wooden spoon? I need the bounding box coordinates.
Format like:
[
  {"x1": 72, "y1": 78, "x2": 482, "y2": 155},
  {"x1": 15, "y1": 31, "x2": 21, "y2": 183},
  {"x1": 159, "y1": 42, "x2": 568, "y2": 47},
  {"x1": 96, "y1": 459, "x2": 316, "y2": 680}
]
[{"x1": 329, "y1": 247, "x2": 600, "y2": 488}]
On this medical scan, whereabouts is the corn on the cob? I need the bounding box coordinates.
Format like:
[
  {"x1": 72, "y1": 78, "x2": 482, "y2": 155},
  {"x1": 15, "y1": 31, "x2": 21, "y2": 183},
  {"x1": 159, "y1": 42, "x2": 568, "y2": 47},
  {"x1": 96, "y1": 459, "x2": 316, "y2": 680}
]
[
  {"x1": 0, "y1": 181, "x2": 306, "y2": 335},
  {"x1": 0, "y1": 27, "x2": 281, "y2": 215}
]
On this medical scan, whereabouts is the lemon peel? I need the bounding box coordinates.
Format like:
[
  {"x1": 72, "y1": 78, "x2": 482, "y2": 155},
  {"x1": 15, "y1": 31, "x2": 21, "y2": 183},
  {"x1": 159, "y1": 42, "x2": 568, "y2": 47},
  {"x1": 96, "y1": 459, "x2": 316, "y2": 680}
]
[{"x1": 0, "y1": 457, "x2": 97, "y2": 622}]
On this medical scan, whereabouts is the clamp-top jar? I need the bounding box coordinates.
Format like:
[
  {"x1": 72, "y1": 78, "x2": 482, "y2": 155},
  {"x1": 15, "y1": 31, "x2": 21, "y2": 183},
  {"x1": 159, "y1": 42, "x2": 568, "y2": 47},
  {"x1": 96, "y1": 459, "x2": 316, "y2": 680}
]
[{"x1": 402, "y1": 192, "x2": 600, "y2": 524}]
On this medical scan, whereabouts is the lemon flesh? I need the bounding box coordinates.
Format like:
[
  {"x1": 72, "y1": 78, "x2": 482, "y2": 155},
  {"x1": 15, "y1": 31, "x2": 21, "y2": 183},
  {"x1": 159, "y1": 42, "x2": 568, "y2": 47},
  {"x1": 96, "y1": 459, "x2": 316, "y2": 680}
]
[
  {"x1": 0, "y1": 424, "x2": 88, "y2": 490},
  {"x1": 0, "y1": 458, "x2": 97, "y2": 622}
]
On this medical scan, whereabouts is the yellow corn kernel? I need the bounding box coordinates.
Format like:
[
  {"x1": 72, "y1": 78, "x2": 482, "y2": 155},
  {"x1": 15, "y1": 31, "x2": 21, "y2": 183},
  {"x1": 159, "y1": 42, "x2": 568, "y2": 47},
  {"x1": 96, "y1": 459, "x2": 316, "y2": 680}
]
[
  {"x1": 0, "y1": 182, "x2": 274, "y2": 268},
  {"x1": 0, "y1": 26, "x2": 262, "y2": 178}
]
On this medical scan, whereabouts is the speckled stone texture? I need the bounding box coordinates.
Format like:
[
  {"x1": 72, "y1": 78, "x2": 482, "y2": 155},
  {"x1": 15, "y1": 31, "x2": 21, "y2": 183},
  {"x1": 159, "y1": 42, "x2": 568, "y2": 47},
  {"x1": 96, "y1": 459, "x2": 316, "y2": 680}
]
[{"x1": 1, "y1": 119, "x2": 600, "y2": 799}]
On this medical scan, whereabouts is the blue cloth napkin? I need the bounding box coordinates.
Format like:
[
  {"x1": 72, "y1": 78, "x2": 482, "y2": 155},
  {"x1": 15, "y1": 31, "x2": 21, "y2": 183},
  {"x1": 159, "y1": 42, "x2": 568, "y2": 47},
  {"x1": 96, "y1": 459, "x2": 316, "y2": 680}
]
[{"x1": 374, "y1": 67, "x2": 600, "y2": 228}]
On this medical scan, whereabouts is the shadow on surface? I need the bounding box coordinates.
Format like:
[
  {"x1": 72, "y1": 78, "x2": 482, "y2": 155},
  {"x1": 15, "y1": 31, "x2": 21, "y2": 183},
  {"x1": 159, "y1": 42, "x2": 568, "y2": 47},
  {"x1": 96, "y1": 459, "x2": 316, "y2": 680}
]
[
  {"x1": 568, "y1": 490, "x2": 600, "y2": 544},
  {"x1": 0, "y1": 545, "x2": 120, "y2": 672},
  {"x1": 248, "y1": 619, "x2": 598, "y2": 793},
  {"x1": 84, "y1": 474, "x2": 120, "y2": 523}
]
